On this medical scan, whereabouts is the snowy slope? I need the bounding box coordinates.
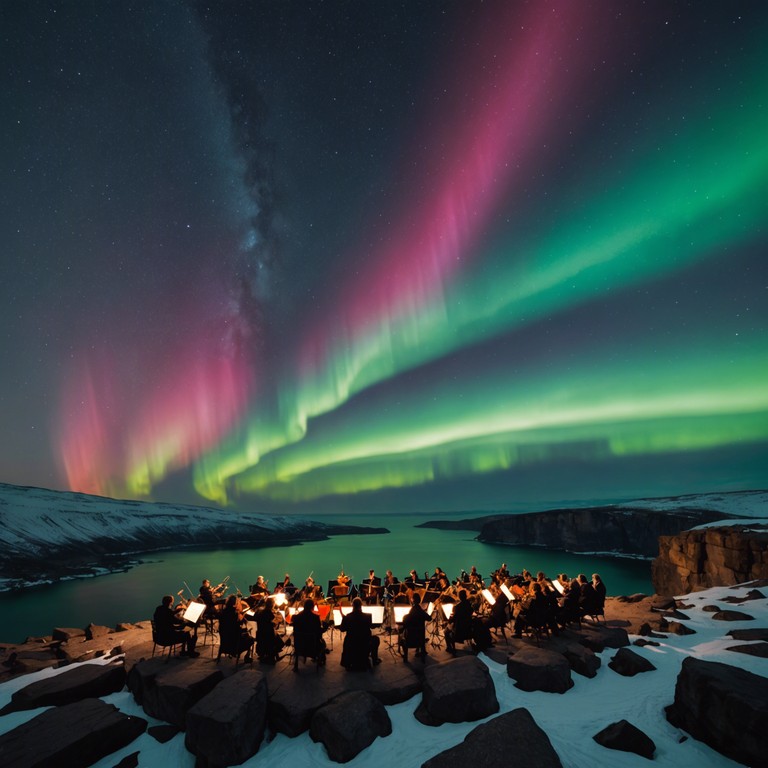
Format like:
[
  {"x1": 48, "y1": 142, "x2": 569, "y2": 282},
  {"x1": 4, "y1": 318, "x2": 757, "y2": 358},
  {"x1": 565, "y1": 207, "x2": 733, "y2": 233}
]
[
  {"x1": 0, "y1": 482, "x2": 329, "y2": 562},
  {"x1": 618, "y1": 489, "x2": 768, "y2": 519}
]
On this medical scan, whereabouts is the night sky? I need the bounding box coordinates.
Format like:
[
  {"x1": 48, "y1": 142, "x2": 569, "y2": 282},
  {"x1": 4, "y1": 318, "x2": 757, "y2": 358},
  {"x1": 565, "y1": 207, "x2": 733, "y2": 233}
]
[{"x1": 2, "y1": 1, "x2": 767, "y2": 515}]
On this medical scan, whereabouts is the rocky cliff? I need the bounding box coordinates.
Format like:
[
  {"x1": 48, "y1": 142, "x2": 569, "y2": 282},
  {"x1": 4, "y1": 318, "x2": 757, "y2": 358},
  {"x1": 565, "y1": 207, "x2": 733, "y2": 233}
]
[
  {"x1": 476, "y1": 506, "x2": 727, "y2": 558},
  {"x1": 652, "y1": 524, "x2": 768, "y2": 595}
]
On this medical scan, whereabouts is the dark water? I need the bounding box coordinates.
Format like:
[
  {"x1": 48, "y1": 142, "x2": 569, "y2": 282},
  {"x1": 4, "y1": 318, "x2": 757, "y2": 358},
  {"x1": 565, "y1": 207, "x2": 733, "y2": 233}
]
[{"x1": 0, "y1": 513, "x2": 652, "y2": 643}]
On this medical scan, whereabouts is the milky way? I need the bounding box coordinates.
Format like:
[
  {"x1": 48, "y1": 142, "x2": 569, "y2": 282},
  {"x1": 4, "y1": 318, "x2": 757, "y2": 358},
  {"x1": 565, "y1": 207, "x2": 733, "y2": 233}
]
[{"x1": 2, "y1": 1, "x2": 766, "y2": 512}]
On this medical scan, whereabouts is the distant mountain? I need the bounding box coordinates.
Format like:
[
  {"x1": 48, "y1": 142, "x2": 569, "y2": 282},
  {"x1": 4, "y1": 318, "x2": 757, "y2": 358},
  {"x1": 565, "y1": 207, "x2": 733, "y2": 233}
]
[
  {"x1": 417, "y1": 490, "x2": 768, "y2": 558},
  {"x1": 0, "y1": 482, "x2": 386, "y2": 588}
]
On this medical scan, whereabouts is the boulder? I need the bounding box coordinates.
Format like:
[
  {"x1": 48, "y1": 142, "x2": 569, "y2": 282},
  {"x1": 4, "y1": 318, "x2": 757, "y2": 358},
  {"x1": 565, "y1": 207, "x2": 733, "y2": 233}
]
[
  {"x1": 727, "y1": 628, "x2": 768, "y2": 641},
  {"x1": 85, "y1": 623, "x2": 111, "y2": 641},
  {"x1": 507, "y1": 647, "x2": 573, "y2": 693},
  {"x1": 593, "y1": 719, "x2": 656, "y2": 759},
  {"x1": 608, "y1": 648, "x2": 657, "y2": 677},
  {"x1": 186, "y1": 669, "x2": 268, "y2": 766},
  {"x1": 148, "y1": 724, "x2": 180, "y2": 743},
  {"x1": 666, "y1": 657, "x2": 768, "y2": 767},
  {"x1": 547, "y1": 637, "x2": 600, "y2": 678},
  {"x1": 701, "y1": 605, "x2": 720, "y2": 612},
  {"x1": 52, "y1": 627, "x2": 86, "y2": 642},
  {"x1": 112, "y1": 753, "x2": 140, "y2": 768},
  {"x1": 721, "y1": 589, "x2": 765, "y2": 603},
  {"x1": 633, "y1": 639, "x2": 660, "y2": 648},
  {"x1": 422, "y1": 708, "x2": 562, "y2": 768},
  {"x1": 310, "y1": 690, "x2": 392, "y2": 763},
  {"x1": 1, "y1": 661, "x2": 126, "y2": 714},
  {"x1": 659, "y1": 619, "x2": 696, "y2": 636},
  {"x1": 129, "y1": 658, "x2": 224, "y2": 728},
  {"x1": 416, "y1": 655, "x2": 499, "y2": 725},
  {"x1": 0, "y1": 697, "x2": 146, "y2": 768},
  {"x1": 725, "y1": 643, "x2": 768, "y2": 658},
  {"x1": 572, "y1": 625, "x2": 629, "y2": 653},
  {"x1": 711, "y1": 610, "x2": 754, "y2": 622}
]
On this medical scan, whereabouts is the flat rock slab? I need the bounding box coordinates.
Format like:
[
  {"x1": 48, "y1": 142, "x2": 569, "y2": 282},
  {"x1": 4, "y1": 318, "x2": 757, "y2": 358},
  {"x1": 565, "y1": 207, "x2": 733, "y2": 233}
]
[
  {"x1": 422, "y1": 708, "x2": 562, "y2": 768},
  {"x1": 52, "y1": 627, "x2": 86, "y2": 642},
  {"x1": 725, "y1": 642, "x2": 768, "y2": 658},
  {"x1": 660, "y1": 619, "x2": 696, "y2": 636},
  {"x1": 0, "y1": 697, "x2": 146, "y2": 768},
  {"x1": 129, "y1": 658, "x2": 224, "y2": 728},
  {"x1": 666, "y1": 657, "x2": 768, "y2": 767},
  {"x1": 415, "y1": 655, "x2": 498, "y2": 726},
  {"x1": 268, "y1": 657, "x2": 420, "y2": 737},
  {"x1": 711, "y1": 610, "x2": 755, "y2": 621},
  {"x1": 1, "y1": 661, "x2": 126, "y2": 714},
  {"x1": 566, "y1": 626, "x2": 629, "y2": 653},
  {"x1": 727, "y1": 628, "x2": 768, "y2": 641},
  {"x1": 186, "y1": 668, "x2": 268, "y2": 766},
  {"x1": 310, "y1": 690, "x2": 392, "y2": 763},
  {"x1": 507, "y1": 647, "x2": 573, "y2": 693},
  {"x1": 547, "y1": 637, "x2": 600, "y2": 678}
]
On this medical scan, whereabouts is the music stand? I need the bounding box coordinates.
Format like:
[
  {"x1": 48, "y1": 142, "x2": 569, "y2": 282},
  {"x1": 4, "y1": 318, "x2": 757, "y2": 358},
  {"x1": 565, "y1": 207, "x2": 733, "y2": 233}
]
[
  {"x1": 183, "y1": 601, "x2": 206, "y2": 625},
  {"x1": 481, "y1": 588, "x2": 496, "y2": 606},
  {"x1": 552, "y1": 578, "x2": 566, "y2": 595},
  {"x1": 500, "y1": 583, "x2": 515, "y2": 602}
]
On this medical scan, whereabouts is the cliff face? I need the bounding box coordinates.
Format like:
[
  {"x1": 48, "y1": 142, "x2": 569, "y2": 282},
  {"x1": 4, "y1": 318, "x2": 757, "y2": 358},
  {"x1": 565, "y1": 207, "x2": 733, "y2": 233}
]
[
  {"x1": 477, "y1": 506, "x2": 726, "y2": 558},
  {"x1": 652, "y1": 525, "x2": 768, "y2": 595}
]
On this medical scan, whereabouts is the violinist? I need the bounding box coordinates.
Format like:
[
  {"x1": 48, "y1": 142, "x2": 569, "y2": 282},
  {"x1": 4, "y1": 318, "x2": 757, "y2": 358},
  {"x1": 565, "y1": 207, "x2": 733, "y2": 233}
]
[
  {"x1": 153, "y1": 594, "x2": 198, "y2": 657},
  {"x1": 469, "y1": 565, "x2": 484, "y2": 588},
  {"x1": 445, "y1": 589, "x2": 474, "y2": 655},
  {"x1": 278, "y1": 573, "x2": 296, "y2": 597},
  {"x1": 250, "y1": 575, "x2": 269, "y2": 596},
  {"x1": 255, "y1": 597, "x2": 284, "y2": 664},
  {"x1": 337, "y1": 570, "x2": 351, "y2": 587},
  {"x1": 383, "y1": 569, "x2": 399, "y2": 602},
  {"x1": 219, "y1": 594, "x2": 255, "y2": 662},
  {"x1": 200, "y1": 578, "x2": 225, "y2": 617}
]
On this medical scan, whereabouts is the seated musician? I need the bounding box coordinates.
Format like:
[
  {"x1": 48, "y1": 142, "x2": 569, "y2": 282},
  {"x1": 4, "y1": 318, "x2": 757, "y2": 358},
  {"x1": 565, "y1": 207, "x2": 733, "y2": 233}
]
[
  {"x1": 469, "y1": 565, "x2": 483, "y2": 587},
  {"x1": 291, "y1": 598, "x2": 325, "y2": 671},
  {"x1": 578, "y1": 573, "x2": 599, "y2": 617},
  {"x1": 513, "y1": 582, "x2": 552, "y2": 638},
  {"x1": 340, "y1": 597, "x2": 381, "y2": 669},
  {"x1": 558, "y1": 578, "x2": 582, "y2": 627},
  {"x1": 255, "y1": 597, "x2": 284, "y2": 663},
  {"x1": 445, "y1": 589, "x2": 473, "y2": 654},
  {"x1": 218, "y1": 594, "x2": 254, "y2": 662},
  {"x1": 153, "y1": 595, "x2": 198, "y2": 657},
  {"x1": 250, "y1": 575, "x2": 269, "y2": 596},
  {"x1": 400, "y1": 594, "x2": 429, "y2": 662},
  {"x1": 337, "y1": 570, "x2": 351, "y2": 587},
  {"x1": 486, "y1": 586, "x2": 510, "y2": 635},
  {"x1": 279, "y1": 573, "x2": 296, "y2": 596},
  {"x1": 199, "y1": 579, "x2": 219, "y2": 617},
  {"x1": 592, "y1": 573, "x2": 607, "y2": 615},
  {"x1": 383, "y1": 569, "x2": 399, "y2": 601},
  {"x1": 406, "y1": 569, "x2": 420, "y2": 588},
  {"x1": 362, "y1": 569, "x2": 381, "y2": 605}
]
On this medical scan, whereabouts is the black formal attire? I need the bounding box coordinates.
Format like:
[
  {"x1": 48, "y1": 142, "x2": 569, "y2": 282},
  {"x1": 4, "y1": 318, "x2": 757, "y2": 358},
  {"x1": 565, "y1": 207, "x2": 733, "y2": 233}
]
[
  {"x1": 292, "y1": 607, "x2": 324, "y2": 669},
  {"x1": 340, "y1": 609, "x2": 380, "y2": 669},
  {"x1": 593, "y1": 580, "x2": 607, "y2": 613},
  {"x1": 513, "y1": 592, "x2": 549, "y2": 636},
  {"x1": 199, "y1": 585, "x2": 217, "y2": 617},
  {"x1": 218, "y1": 605, "x2": 254, "y2": 660},
  {"x1": 401, "y1": 603, "x2": 429, "y2": 660},
  {"x1": 153, "y1": 604, "x2": 196, "y2": 654},
  {"x1": 579, "y1": 582, "x2": 599, "y2": 616},
  {"x1": 255, "y1": 607, "x2": 284, "y2": 662},
  {"x1": 445, "y1": 598, "x2": 473, "y2": 653}
]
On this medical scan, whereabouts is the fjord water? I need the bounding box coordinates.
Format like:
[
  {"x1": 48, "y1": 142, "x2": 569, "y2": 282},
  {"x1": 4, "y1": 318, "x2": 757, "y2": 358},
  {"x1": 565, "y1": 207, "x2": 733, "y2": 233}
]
[{"x1": 0, "y1": 513, "x2": 652, "y2": 643}]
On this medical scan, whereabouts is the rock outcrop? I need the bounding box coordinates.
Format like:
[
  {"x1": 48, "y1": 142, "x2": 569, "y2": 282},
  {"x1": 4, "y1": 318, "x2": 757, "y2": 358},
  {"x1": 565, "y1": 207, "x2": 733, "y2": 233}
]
[
  {"x1": 666, "y1": 657, "x2": 768, "y2": 767},
  {"x1": 652, "y1": 524, "x2": 768, "y2": 595},
  {"x1": 593, "y1": 719, "x2": 656, "y2": 759},
  {"x1": 506, "y1": 647, "x2": 573, "y2": 693},
  {"x1": 477, "y1": 506, "x2": 728, "y2": 557}
]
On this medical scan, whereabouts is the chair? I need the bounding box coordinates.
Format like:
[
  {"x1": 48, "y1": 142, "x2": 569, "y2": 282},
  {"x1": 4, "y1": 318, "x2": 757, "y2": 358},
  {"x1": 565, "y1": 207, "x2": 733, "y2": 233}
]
[
  {"x1": 151, "y1": 620, "x2": 179, "y2": 661},
  {"x1": 216, "y1": 621, "x2": 254, "y2": 667}
]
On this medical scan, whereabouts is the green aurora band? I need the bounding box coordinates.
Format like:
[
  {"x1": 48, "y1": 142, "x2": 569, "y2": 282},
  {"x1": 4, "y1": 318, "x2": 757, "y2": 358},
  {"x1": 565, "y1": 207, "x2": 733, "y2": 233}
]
[{"x1": 185, "y1": 49, "x2": 768, "y2": 506}]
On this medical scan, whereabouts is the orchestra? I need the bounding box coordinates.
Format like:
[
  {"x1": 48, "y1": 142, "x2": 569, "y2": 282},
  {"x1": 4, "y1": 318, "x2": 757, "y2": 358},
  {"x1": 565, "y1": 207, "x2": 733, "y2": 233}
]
[{"x1": 154, "y1": 563, "x2": 606, "y2": 666}]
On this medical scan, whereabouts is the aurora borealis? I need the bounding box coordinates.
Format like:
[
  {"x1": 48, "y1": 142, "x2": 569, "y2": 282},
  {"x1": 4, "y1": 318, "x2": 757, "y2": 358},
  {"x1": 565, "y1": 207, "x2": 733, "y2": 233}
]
[{"x1": 2, "y1": 1, "x2": 767, "y2": 514}]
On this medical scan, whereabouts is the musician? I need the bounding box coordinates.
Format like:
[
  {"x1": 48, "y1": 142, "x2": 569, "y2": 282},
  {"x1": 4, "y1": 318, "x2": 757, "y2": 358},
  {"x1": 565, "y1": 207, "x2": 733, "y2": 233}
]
[
  {"x1": 400, "y1": 594, "x2": 429, "y2": 662},
  {"x1": 278, "y1": 573, "x2": 296, "y2": 596},
  {"x1": 337, "y1": 570, "x2": 351, "y2": 587},
  {"x1": 445, "y1": 589, "x2": 473, "y2": 655},
  {"x1": 199, "y1": 579, "x2": 220, "y2": 617},
  {"x1": 339, "y1": 597, "x2": 381, "y2": 669},
  {"x1": 219, "y1": 594, "x2": 255, "y2": 662},
  {"x1": 558, "y1": 578, "x2": 582, "y2": 627},
  {"x1": 291, "y1": 599, "x2": 325, "y2": 671},
  {"x1": 362, "y1": 569, "x2": 381, "y2": 605},
  {"x1": 250, "y1": 575, "x2": 269, "y2": 595},
  {"x1": 153, "y1": 595, "x2": 198, "y2": 657},
  {"x1": 468, "y1": 566, "x2": 483, "y2": 587},
  {"x1": 577, "y1": 573, "x2": 599, "y2": 617},
  {"x1": 406, "y1": 569, "x2": 420, "y2": 588},
  {"x1": 255, "y1": 597, "x2": 284, "y2": 664},
  {"x1": 498, "y1": 563, "x2": 510, "y2": 578},
  {"x1": 592, "y1": 573, "x2": 606, "y2": 615},
  {"x1": 383, "y1": 569, "x2": 399, "y2": 601},
  {"x1": 512, "y1": 581, "x2": 550, "y2": 638}
]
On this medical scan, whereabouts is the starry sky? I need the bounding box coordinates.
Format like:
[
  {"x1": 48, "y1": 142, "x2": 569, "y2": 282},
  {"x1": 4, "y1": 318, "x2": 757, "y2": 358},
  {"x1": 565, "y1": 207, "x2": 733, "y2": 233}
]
[{"x1": 2, "y1": 1, "x2": 767, "y2": 515}]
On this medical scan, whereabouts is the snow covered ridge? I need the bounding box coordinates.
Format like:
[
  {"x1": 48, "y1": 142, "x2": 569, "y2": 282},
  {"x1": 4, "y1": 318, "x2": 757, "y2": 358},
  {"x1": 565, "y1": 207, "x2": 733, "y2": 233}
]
[
  {"x1": 618, "y1": 489, "x2": 768, "y2": 519},
  {"x1": 0, "y1": 482, "x2": 383, "y2": 582}
]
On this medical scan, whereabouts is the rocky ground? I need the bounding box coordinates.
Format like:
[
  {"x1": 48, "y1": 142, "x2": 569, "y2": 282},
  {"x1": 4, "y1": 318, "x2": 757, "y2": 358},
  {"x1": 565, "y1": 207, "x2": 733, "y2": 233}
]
[{"x1": 1, "y1": 586, "x2": 766, "y2": 767}]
